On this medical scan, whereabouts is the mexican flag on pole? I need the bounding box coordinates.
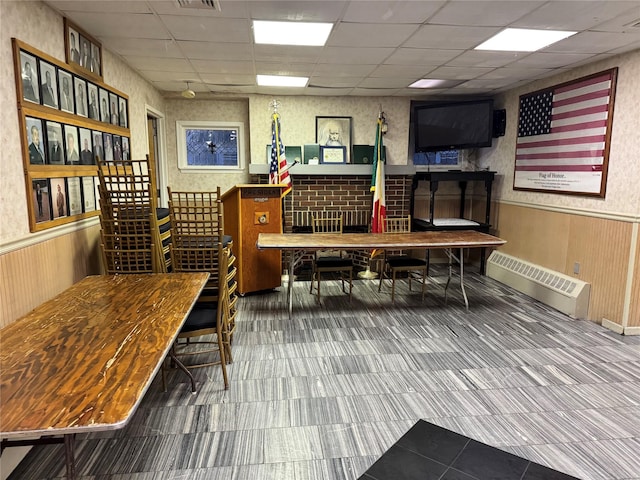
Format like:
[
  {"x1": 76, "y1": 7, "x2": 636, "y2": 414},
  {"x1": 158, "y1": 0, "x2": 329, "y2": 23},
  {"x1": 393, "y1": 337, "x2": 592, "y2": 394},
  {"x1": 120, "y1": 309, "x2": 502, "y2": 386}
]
[{"x1": 370, "y1": 115, "x2": 386, "y2": 261}]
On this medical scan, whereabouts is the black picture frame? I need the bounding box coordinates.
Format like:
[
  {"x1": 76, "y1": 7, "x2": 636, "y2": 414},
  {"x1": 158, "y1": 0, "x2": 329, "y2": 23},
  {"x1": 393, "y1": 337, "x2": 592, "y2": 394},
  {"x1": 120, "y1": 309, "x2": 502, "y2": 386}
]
[
  {"x1": 74, "y1": 76, "x2": 88, "y2": 117},
  {"x1": 58, "y1": 69, "x2": 74, "y2": 114},
  {"x1": 87, "y1": 82, "x2": 99, "y2": 120},
  {"x1": 79, "y1": 127, "x2": 94, "y2": 165},
  {"x1": 102, "y1": 132, "x2": 114, "y2": 161},
  {"x1": 20, "y1": 50, "x2": 39, "y2": 104},
  {"x1": 315, "y1": 116, "x2": 352, "y2": 164},
  {"x1": 65, "y1": 18, "x2": 103, "y2": 80},
  {"x1": 51, "y1": 177, "x2": 67, "y2": 219},
  {"x1": 32, "y1": 178, "x2": 52, "y2": 223},
  {"x1": 118, "y1": 97, "x2": 128, "y2": 128},
  {"x1": 64, "y1": 124, "x2": 80, "y2": 165},
  {"x1": 108, "y1": 92, "x2": 119, "y2": 126},
  {"x1": 39, "y1": 60, "x2": 58, "y2": 109},
  {"x1": 45, "y1": 120, "x2": 64, "y2": 165},
  {"x1": 99, "y1": 87, "x2": 110, "y2": 123},
  {"x1": 25, "y1": 116, "x2": 45, "y2": 165},
  {"x1": 92, "y1": 130, "x2": 104, "y2": 162},
  {"x1": 320, "y1": 145, "x2": 347, "y2": 164}
]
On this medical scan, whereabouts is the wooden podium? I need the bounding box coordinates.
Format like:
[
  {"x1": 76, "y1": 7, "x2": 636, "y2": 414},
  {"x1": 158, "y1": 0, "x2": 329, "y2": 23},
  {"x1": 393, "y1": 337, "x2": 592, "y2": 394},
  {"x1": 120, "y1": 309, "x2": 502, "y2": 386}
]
[{"x1": 221, "y1": 184, "x2": 285, "y2": 295}]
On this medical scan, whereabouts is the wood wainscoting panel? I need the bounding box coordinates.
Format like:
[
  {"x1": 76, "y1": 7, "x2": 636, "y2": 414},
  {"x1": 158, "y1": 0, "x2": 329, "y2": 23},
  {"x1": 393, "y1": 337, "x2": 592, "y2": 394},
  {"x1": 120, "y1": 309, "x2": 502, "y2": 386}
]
[
  {"x1": 566, "y1": 215, "x2": 631, "y2": 324},
  {"x1": 0, "y1": 224, "x2": 102, "y2": 328},
  {"x1": 629, "y1": 231, "x2": 640, "y2": 327}
]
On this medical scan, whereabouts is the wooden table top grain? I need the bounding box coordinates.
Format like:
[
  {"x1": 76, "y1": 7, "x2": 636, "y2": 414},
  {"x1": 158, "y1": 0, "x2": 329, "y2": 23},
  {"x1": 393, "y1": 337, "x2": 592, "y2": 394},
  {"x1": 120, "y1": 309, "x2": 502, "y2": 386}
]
[
  {"x1": 257, "y1": 230, "x2": 506, "y2": 251},
  {"x1": 0, "y1": 273, "x2": 209, "y2": 439}
]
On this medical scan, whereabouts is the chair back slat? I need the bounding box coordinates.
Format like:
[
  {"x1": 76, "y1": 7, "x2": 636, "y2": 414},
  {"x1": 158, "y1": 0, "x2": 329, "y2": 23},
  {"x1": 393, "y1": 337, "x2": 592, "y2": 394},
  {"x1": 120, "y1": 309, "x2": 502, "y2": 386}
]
[
  {"x1": 312, "y1": 213, "x2": 344, "y2": 233},
  {"x1": 385, "y1": 215, "x2": 411, "y2": 233}
]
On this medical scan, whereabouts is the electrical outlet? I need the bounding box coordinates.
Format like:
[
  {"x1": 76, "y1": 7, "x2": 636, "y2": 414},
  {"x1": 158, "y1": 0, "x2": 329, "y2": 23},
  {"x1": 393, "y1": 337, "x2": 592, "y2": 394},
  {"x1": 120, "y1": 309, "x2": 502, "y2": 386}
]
[{"x1": 573, "y1": 262, "x2": 580, "y2": 274}]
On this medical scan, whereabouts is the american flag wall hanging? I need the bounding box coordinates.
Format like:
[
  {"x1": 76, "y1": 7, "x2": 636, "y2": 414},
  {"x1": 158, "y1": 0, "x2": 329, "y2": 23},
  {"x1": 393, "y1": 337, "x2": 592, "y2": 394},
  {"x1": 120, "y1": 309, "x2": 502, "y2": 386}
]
[{"x1": 513, "y1": 68, "x2": 617, "y2": 197}]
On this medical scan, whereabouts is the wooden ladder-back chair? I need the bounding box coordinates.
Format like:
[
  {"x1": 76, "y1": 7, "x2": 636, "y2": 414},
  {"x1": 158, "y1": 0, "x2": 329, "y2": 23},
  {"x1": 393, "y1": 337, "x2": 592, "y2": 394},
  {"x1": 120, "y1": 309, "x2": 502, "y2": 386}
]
[
  {"x1": 97, "y1": 157, "x2": 166, "y2": 273},
  {"x1": 378, "y1": 215, "x2": 427, "y2": 303},
  {"x1": 166, "y1": 242, "x2": 232, "y2": 390},
  {"x1": 310, "y1": 212, "x2": 353, "y2": 302}
]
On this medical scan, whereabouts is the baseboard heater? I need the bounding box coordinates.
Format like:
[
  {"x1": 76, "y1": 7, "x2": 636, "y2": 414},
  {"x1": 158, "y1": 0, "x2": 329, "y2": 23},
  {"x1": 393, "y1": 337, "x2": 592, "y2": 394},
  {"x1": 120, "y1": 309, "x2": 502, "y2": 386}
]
[{"x1": 486, "y1": 251, "x2": 590, "y2": 319}]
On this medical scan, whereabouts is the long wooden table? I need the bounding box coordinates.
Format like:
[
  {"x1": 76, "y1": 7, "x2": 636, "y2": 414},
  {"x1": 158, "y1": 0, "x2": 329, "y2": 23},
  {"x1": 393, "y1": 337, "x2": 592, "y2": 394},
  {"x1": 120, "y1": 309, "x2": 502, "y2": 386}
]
[
  {"x1": 0, "y1": 273, "x2": 209, "y2": 479},
  {"x1": 257, "y1": 230, "x2": 506, "y2": 316}
]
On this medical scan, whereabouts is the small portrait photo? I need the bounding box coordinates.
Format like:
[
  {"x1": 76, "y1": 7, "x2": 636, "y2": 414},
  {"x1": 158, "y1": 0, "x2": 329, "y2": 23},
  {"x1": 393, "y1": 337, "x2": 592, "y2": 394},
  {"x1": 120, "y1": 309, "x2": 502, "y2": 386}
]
[
  {"x1": 58, "y1": 70, "x2": 74, "y2": 114},
  {"x1": 39, "y1": 60, "x2": 58, "y2": 108},
  {"x1": 121, "y1": 136, "x2": 130, "y2": 160},
  {"x1": 74, "y1": 77, "x2": 88, "y2": 117},
  {"x1": 87, "y1": 83, "x2": 99, "y2": 120},
  {"x1": 103, "y1": 132, "x2": 114, "y2": 161},
  {"x1": 67, "y1": 177, "x2": 83, "y2": 216},
  {"x1": 51, "y1": 177, "x2": 67, "y2": 219},
  {"x1": 90, "y1": 43, "x2": 101, "y2": 75},
  {"x1": 92, "y1": 130, "x2": 104, "y2": 163},
  {"x1": 26, "y1": 117, "x2": 45, "y2": 165},
  {"x1": 79, "y1": 128, "x2": 94, "y2": 165},
  {"x1": 94, "y1": 176, "x2": 101, "y2": 211},
  {"x1": 112, "y1": 135, "x2": 122, "y2": 160},
  {"x1": 46, "y1": 121, "x2": 65, "y2": 165},
  {"x1": 99, "y1": 88, "x2": 110, "y2": 123},
  {"x1": 316, "y1": 116, "x2": 352, "y2": 164},
  {"x1": 68, "y1": 27, "x2": 80, "y2": 64},
  {"x1": 32, "y1": 179, "x2": 51, "y2": 223},
  {"x1": 79, "y1": 35, "x2": 91, "y2": 69},
  {"x1": 109, "y1": 92, "x2": 119, "y2": 126},
  {"x1": 82, "y1": 176, "x2": 96, "y2": 212},
  {"x1": 20, "y1": 51, "x2": 39, "y2": 104},
  {"x1": 118, "y1": 97, "x2": 128, "y2": 128},
  {"x1": 64, "y1": 124, "x2": 80, "y2": 165}
]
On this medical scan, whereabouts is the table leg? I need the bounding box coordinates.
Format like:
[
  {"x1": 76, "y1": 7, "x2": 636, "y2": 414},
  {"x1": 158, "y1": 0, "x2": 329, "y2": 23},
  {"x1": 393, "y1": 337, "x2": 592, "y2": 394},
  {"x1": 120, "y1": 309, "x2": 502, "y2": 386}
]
[
  {"x1": 64, "y1": 434, "x2": 76, "y2": 480},
  {"x1": 459, "y1": 248, "x2": 469, "y2": 311},
  {"x1": 288, "y1": 250, "x2": 295, "y2": 318},
  {"x1": 169, "y1": 347, "x2": 197, "y2": 393},
  {"x1": 444, "y1": 248, "x2": 452, "y2": 304}
]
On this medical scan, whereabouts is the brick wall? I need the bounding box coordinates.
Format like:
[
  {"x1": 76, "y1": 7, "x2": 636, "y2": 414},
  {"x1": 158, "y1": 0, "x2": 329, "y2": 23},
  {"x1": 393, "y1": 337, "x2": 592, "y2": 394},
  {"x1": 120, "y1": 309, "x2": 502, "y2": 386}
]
[{"x1": 252, "y1": 173, "x2": 413, "y2": 271}]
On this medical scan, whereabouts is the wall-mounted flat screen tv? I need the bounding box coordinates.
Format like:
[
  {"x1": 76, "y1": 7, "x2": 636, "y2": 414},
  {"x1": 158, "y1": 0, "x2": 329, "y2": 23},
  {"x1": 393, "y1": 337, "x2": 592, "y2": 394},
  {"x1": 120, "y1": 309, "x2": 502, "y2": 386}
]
[{"x1": 414, "y1": 99, "x2": 494, "y2": 152}]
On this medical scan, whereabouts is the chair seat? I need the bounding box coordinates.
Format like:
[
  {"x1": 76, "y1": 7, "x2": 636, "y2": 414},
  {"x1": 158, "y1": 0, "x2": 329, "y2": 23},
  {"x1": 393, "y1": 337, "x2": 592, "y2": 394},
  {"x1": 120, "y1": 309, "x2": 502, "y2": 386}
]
[
  {"x1": 181, "y1": 304, "x2": 218, "y2": 333},
  {"x1": 387, "y1": 256, "x2": 427, "y2": 268},
  {"x1": 315, "y1": 257, "x2": 353, "y2": 268}
]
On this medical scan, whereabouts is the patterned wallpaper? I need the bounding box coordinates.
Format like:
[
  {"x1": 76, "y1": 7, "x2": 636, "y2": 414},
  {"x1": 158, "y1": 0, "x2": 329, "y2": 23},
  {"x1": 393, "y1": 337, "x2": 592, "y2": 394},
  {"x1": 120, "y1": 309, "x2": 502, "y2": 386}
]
[
  {"x1": 476, "y1": 49, "x2": 640, "y2": 216},
  {"x1": 0, "y1": 0, "x2": 166, "y2": 245}
]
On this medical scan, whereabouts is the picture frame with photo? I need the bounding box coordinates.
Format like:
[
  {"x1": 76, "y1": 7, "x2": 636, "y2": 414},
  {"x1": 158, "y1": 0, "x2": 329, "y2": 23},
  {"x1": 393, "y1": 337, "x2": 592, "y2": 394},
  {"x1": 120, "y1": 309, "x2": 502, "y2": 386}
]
[
  {"x1": 46, "y1": 121, "x2": 65, "y2": 165},
  {"x1": 315, "y1": 116, "x2": 352, "y2": 164},
  {"x1": 25, "y1": 117, "x2": 46, "y2": 165},
  {"x1": 103, "y1": 132, "x2": 114, "y2": 161},
  {"x1": 118, "y1": 97, "x2": 128, "y2": 128},
  {"x1": 74, "y1": 77, "x2": 88, "y2": 117},
  {"x1": 121, "y1": 137, "x2": 130, "y2": 160},
  {"x1": 19, "y1": 50, "x2": 39, "y2": 104},
  {"x1": 64, "y1": 124, "x2": 80, "y2": 165},
  {"x1": 38, "y1": 60, "x2": 58, "y2": 109},
  {"x1": 99, "y1": 87, "x2": 110, "y2": 123},
  {"x1": 67, "y1": 177, "x2": 83, "y2": 216},
  {"x1": 87, "y1": 82, "x2": 99, "y2": 120},
  {"x1": 58, "y1": 69, "x2": 74, "y2": 114},
  {"x1": 32, "y1": 179, "x2": 52, "y2": 223},
  {"x1": 82, "y1": 176, "x2": 96, "y2": 212},
  {"x1": 112, "y1": 134, "x2": 122, "y2": 160},
  {"x1": 50, "y1": 177, "x2": 67, "y2": 219},
  {"x1": 79, "y1": 128, "x2": 94, "y2": 165},
  {"x1": 109, "y1": 92, "x2": 119, "y2": 126},
  {"x1": 64, "y1": 18, "x2": 103, "y2": 80},
  {"x1": 92, "y1": 130, "x2": 104, "y2": 162}
]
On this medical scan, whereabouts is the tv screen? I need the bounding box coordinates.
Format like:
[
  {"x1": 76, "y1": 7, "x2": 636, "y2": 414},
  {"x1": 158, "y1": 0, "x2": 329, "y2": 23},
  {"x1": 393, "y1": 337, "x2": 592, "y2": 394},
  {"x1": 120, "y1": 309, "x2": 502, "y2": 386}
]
[{"x1": 414, "y1": 100, "x2": 494, "y2": 152}]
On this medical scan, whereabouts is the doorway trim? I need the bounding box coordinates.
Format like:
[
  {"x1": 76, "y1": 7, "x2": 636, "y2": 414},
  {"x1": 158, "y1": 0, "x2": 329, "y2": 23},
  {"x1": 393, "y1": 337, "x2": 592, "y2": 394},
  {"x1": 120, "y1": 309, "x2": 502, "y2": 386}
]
[{"x1": 145, "y1": 104, "x2": 168, "y2": 207}]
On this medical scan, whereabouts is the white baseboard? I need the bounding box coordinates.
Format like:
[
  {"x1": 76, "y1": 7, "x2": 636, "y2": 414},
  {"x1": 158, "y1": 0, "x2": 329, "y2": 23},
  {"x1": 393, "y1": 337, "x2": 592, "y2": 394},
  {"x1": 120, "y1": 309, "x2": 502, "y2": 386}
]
[
  {"x1": 623, "y1": 326, "x2": 640, "y2": 336},
  {"x1": 602, "y1": 318, "x2": 624, "y2": 334}
]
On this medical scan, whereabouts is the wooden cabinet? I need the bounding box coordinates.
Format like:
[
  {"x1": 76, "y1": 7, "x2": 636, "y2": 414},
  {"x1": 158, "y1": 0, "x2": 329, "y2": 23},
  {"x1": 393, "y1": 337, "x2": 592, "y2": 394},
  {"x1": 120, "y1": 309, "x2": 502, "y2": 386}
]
[{"x1": 221, "y1": 185, "x2": 284, "y2": 294}]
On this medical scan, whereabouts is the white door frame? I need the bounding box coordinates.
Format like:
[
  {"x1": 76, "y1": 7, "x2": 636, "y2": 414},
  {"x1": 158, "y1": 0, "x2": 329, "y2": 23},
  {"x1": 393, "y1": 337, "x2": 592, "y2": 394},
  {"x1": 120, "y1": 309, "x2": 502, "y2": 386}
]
[{"x1": 145, "y1": 104, "x2": 168, "y2": 207}]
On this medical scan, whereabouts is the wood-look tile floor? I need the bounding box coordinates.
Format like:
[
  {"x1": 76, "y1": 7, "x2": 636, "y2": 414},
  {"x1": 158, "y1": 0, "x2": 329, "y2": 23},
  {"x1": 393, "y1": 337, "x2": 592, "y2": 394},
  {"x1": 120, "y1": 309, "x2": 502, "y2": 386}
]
[{"x1": 7, "y1": 267, "x2": 640, "y2": 480}]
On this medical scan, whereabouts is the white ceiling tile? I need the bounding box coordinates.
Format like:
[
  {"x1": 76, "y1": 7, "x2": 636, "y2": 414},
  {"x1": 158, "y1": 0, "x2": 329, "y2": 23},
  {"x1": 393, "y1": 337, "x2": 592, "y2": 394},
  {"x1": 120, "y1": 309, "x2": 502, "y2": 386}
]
[
  {"x1": 63, "y1": 12, "x2": 169, "y2": 39},
  {"x1": 384, "y1": 48, "x2": 464, "y2": 66},
  {"x1": 446, "y1": 50, "x2": 524, "y2": 68},
  {"x1": 369, "y1": 64, "x2": 432, "y2": 78},
  {"x1": 177, "y1": 41, "x2": 253, "y2": 61},
  {"x1": 405, "y1": 25, "x2": 500, "y2": 50},
  {"x1": 544, "y1": 31, "x2": 640, "y2": 54},
  {"x1": 150, "y1": 0, "x2": 249, "y2": 17},
  {"x1": 318, "y1": 47, "x2": 395, "y2": 64},
  {"x1": 254, "y1": 62, "x2": 315, "y2": 76},
  {"x1": 200, "y1": 74, "x2": 256, "y2": 85},
  {"x1": 303, "y1": 87, "x2": 356, "y2": 96},
  {"x1": 143, "y1": 70, "x2": 198, "y2": 82},
  {"x1": 253, "y1": 45, "x2": 323, "y2": 63},
  {"x1": 247, "y1": 1, "x2": 347, "y2": 22},
  {"x1": 160, "y1": 15, "x2": 250, "y2": 42},
  {"x1": 607, "y1": 40, "x2": 640, "y2": 55},
  {"x1": 308, "y1": 77, "x2": 363, "y2": 88},
  {"x1": 512, "y1": 1, "x2": 640, "y2": 30},
  {"x1": 343, "y1": 1, "x2": 446, "y2": 23},
  {"x1": 312, "y1": 63, "x2": 377, "y2": 77},
  {"x1": 193, "y1": 60, "x2": 255, "y2": 74},
  {"x1": 509, "y1": 52, "x2": 594, "y2": 68},
  {"x1": 122, "y1": 56, "x2": 192, "y2": 72},
  {"x1": 350, "y1": 87, "x2": 401, "y2": 96},
  {"x1": 328, "y1": 23, "x2": 419, "y2": 47},
  {"x1": 428, "y1": 1, "x2": 545, "y2": 27},
  {"x1": 591, "y1": 7, "x2": 640, "y2": 33},
  {"x1": 45, "y1": 0, "x2": 152, "y2": 14},
  {"x1": 479, "y1": 66, "x2": 553, "y2": 81},
  {"x1": 152, "y1": 81, "x2": 192, "y2": 92},
  {"x1": 424, "y1": 66, "x2": 494, "y2": 80},
  {"x1": 102, "y1": 37, "x2": 182, "y2": 57},
  {"x1": 358, "y1": 77, "x2": 419, "y2": 88}
]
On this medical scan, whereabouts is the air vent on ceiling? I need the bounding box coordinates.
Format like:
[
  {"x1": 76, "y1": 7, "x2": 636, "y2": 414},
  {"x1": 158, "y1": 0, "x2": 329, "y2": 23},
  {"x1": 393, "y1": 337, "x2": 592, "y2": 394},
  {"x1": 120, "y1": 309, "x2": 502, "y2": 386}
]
[{"x1": 176, "y1": 0, "x2": 221, "y2": 11}]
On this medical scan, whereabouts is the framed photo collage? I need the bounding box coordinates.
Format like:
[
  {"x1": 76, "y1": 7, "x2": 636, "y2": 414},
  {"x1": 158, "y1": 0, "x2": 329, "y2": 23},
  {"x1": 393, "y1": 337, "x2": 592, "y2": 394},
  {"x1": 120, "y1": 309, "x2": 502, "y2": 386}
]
[{"x1": 13, "y1": 34, "x2": 130, "y2": 232}]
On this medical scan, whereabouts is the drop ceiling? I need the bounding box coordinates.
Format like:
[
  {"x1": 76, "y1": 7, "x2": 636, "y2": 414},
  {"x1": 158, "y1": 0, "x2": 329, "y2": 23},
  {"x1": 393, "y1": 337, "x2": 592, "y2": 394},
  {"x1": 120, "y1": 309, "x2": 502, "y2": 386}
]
[{"x1": 44, "y1": 0, "x2": 640, "y2": 98}]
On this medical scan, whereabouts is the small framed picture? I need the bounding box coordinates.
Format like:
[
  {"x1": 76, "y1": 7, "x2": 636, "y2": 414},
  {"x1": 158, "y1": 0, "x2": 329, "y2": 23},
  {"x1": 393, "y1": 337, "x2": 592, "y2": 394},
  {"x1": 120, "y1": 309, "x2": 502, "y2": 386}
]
[
  {"x1": 113, "y1": 135, "x2": 122, "y2": 160},
  {"x1": 58, "y1": 69, "x2": 74, "y2": 113},
  {"x1": 39, "y1": 60, "x2": 58, "y2": 108},
  {"x1": 67, "y1": 177, "x2": 83, "y2": 216},
  {"x1": 64, "y1": 124, "x2": 80, "y2": 165},
  {"x1": 99, "y1": 87, "x2": 110, "y2": 123},
  {"x1": 320, "y1": 145, "x2": 347, "y2": 164},
  {"x1": 32, "y1": 179, "x2": 51, "y2": 223},
  {"x1": 87, "y1": 83, "x2": 99, "y2": 120},
  {"x1": 79, "y1": 128, "x2": 94, "y2": 165},
  {"x1": 45, "y1": 121, "x2": 64, "y2": 165},
  {"x1": 103, "y1": 132, "x2": 114, "y2": 161},
  {"x1": 121, "y1": 137, "x2": 130, "y2": 160},
  {"x1": 65, "y1": 18, "x2": 102, "y2": 80},
  {"x1": 26, "y1": 117, "x2": 45, "y2": 165},
  {"x1": 92, "y1": 130, "x2": 104, "y2": 163},
  {"x1": 118, "y1": 97, "x2": 128, "y2": 128},
  {"x1": 316, "y1": 116, "x2": 352, "y2": 164},
  {"x1": 82, "y1": 176, "x2": 96, "y2": 212},
  {"x1": 74, "y1": 77, "x2": 88, "y2": 117},
  {"x1": 109, "y1": 92, "x2": 119, "y2": 126},
  {"x1": 50, "y1": 177, "x2": 67, "y2": 219},
  {"x1": 19, "y1": 50, "x2": 39, "y2": 104}
]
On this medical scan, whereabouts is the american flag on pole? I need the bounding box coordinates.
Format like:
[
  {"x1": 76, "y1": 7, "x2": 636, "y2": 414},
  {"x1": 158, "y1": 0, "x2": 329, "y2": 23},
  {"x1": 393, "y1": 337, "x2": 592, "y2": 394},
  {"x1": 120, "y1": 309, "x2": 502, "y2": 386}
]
[
  {"x1": 370, "y1": 116, "x2": 386, "y2": 236},
  {"x1": 514, "y1": 69, "x2": 617, "y2": 196},
  {"x1": 270, "y1": 112, "x2": 292, "y2": 197}
]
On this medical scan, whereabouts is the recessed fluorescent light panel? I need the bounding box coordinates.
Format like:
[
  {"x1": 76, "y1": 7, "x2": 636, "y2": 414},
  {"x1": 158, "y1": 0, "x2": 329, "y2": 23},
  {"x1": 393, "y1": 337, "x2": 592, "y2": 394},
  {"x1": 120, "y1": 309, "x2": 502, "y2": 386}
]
[
  {"x1": 475, "y1": 28, "x2": 576, "y2": 52},
  {"x1": 409, "y1": 79, "x2": 461, "y2": 89},
  {"x1": 253, "y1": 20, "x2": 333, "y2": 46},
  {"x1": 257, "y1": 75, "x2": 308, "y2": 87}
]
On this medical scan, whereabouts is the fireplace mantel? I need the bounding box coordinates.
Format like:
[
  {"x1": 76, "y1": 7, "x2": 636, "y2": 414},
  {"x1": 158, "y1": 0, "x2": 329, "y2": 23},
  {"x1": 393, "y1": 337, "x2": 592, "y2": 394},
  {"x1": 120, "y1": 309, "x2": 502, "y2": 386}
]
[{"x1": 249, "y1": 163, "x2": 416, "y2": 176}]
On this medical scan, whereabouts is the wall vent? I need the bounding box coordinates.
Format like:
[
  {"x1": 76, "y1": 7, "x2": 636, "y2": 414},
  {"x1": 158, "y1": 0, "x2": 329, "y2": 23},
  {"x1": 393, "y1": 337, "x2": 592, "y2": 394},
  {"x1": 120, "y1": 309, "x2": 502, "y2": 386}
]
[
  {"x1": 486, "y1": 251, "x2": 590, "y2": 319},
  {"x1": 176, "y1": 0, "x2": 221, "y2": 11}
]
